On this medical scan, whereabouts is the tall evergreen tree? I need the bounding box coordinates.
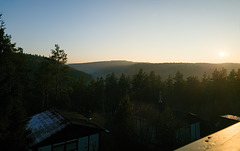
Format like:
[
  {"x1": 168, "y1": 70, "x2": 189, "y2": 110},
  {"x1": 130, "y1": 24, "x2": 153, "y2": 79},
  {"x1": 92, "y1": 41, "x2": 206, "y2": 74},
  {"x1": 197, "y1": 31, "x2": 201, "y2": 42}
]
[
  {"x1": 35, "y1": 58, "x2": 55, "y2": 109},
  {"x1": 131, "y1": 69, "x2": 148, "y2": 102},
  {"x1": 147, "y1": 71, "x2": 161, "y2": 103},
  {"x1": 50, "y1": 44, "x2": 69, "y2": 106},
  {"x1": 87, "y1": 77, "x2": 105, "y2": 114},
  {"x1": 118, "y1": 74, "x2": 131, "y2": 100},
  {"x1": 105, "y1": 73, "x2": 119, "y2": 114},
  {"x1": 0, "y1": 14, "x2": 26, "y2": 150}
]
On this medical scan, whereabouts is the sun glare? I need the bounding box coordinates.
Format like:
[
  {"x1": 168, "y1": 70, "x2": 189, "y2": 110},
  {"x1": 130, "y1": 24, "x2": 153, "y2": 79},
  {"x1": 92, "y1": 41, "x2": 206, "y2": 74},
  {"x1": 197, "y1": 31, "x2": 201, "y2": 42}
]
[
  {"x1": 219, "y1": 52, "x2": 225, "y2": 57},
  {"x1": 219, "y1": 51, "x2": 229, "y2": 58}
]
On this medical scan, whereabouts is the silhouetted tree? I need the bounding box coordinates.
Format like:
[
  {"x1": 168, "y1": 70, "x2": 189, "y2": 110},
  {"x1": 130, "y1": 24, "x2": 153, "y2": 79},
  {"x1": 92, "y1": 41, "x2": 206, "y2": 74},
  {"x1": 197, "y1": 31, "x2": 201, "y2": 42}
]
[
  {"x1": 118, "y1": 73, "x2": 131, "y2": 101},
  {"x1": 147, "y1": 71, "x2": 162, "y2": 103},
  {"x1": 105, "y1": 73, "x2": 119, "y2": 114},
  {"x1": 172, "y1": 71, "x2": 185, "y2": 108},
  {"x1": 184, "y1": 76, "x2": 201, "y2": 111},
  {"x1": 88, "y1": 77, "x2": 105, "y2": 114},
  {"x1": 70, "y1": 74, "x2": 88, "y2": 112},
  {"x1": 50, "y1": 44, "x2": 70, "y2": 107},
  {"x1": 131, "y1": 69, "x2": 148, "y2": 102},
  {"x1": 0, "y1": 14, "x2": 26, "y2": 150},
  {"x1": 113, "y1": 96, "x2": 134, "y2": 150},
  {"x1": 35, "y1": 58, "x2": 55, "y2": 109}
]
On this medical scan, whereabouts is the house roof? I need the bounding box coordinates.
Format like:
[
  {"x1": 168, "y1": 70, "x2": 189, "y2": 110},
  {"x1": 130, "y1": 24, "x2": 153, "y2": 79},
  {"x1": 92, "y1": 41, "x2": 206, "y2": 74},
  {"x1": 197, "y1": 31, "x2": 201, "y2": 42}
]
[
  {"x1": 55, "y1": 109, "x2": 101, "y2": 129},
  {"x1": 25, "y1": 109, "x2": 103, "y2": 148}
]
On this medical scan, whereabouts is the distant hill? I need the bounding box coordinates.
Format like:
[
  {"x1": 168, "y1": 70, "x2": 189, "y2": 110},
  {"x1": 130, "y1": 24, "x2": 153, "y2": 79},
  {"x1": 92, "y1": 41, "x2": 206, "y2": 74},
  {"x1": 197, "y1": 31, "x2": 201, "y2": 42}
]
[
  {"x1": 69, "y1": 60, "x2": 136, "y2": 78},
  {"x1": 69, "y1": 60, "x2": 135, "y2": 74},
  {"x1": 69, "y1": 61, "x2": 240, "y2": 80}
]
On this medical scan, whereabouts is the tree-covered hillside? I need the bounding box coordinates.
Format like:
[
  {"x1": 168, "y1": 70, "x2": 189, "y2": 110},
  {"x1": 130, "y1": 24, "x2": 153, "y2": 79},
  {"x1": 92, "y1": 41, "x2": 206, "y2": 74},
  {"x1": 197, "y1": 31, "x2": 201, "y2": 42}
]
[
  {"x1": 69, "y1": 61, "x2": 240, "y2": 80},
  {"x1": 69, "y1": 60, "x2": 135, "y2": 75},
  {"x1": 25, "y1": 54, "x2": 92, "y2": 83}
]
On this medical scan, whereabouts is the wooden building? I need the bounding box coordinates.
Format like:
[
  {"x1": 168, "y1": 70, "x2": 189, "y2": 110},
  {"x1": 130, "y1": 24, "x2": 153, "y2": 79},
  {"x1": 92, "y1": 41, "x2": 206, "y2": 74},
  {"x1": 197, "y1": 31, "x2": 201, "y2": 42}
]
[
  {"x1": 174, "y1": 111, "x2": 201, "y2": 144},
  {"x1": 25, "y1": 109, "x2": 104, "y2": 151},
  {"x1": 133, "y1": 110, "x2": 207, "y2": 147}
]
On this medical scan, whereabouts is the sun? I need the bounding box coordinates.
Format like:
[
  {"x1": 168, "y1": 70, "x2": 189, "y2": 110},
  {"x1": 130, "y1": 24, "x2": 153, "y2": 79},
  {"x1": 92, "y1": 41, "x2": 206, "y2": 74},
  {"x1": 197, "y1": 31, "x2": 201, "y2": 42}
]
[
  {"x1": 219, "y1": 51, "x2": 229, "y2": 58},
  {"x1": 219, "y1": 52, "x2": 226, "y2": 57}
]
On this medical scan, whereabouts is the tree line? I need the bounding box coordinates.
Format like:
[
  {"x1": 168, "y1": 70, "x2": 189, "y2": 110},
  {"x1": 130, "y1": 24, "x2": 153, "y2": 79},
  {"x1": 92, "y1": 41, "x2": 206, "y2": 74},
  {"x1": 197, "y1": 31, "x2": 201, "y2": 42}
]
[{"x1": 72, "y1": 68, "x2": 240, "y2": 120}]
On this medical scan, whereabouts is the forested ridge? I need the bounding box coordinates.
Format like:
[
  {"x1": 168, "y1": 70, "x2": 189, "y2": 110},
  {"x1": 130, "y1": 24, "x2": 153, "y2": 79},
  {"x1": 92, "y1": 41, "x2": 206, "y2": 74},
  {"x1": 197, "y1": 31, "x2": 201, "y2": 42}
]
[
  {"x1": 2, "y1": 14, "x2": 240, "y2": 150},
  {"x1": 69, "y1": 61, "x2": 240, "y2": 80}
]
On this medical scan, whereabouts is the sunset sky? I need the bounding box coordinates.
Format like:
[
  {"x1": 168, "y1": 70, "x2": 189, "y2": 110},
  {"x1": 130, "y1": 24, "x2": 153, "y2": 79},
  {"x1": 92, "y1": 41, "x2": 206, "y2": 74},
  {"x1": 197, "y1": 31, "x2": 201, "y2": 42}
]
[{"x1": 1, "y1": 0, "x2": 240, "y2": 63}]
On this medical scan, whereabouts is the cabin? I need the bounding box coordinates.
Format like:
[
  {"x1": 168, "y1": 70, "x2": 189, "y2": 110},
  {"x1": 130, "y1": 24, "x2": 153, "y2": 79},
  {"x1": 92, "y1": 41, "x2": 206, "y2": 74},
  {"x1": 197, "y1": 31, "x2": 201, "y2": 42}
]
[
  {"x1": 174, "y1": 111, "x2": 201, "y2": 144},
  {"x1": 25, "y1": 109, "x2": 104, "y2": 151},
  {"x1": 133, "y1": 109, "x2": 211, "y2": 148}
]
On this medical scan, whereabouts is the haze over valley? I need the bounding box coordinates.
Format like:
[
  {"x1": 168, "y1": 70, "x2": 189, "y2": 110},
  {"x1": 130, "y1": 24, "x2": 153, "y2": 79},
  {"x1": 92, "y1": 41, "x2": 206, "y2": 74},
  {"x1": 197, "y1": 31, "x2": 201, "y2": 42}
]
[{"x1": 69, "y1": 60, "x2": 240, "y2": 80}]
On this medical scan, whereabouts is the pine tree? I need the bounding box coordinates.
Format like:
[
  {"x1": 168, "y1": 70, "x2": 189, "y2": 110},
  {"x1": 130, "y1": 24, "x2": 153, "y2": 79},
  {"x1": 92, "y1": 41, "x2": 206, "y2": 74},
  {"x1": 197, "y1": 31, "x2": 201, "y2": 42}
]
[
  {"x1": 0, "y1": 14, "x2": 26, "y2": 150},
  {"x1": 50, "y1": 44, "x2": 69, "y2": 106}
]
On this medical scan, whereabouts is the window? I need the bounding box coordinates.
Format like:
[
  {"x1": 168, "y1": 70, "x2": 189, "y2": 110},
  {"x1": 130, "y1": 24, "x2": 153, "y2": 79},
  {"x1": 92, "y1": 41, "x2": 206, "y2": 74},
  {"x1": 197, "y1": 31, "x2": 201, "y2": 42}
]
[
  {"x1": 38, "y1": 145, "x2": 51, "y2": 151},
  {"x1": 53, "y1": 142, "x2": 65, "y2": 151},
  {"x1": 52, "y1": 145, "x2": 64, "y2": 151},
  {"x1": 66, "y1": 140, "x2": 77, "y2": 151},
  {"x1": 52, "y1": 139, "x2": 77, "y2": 151}
]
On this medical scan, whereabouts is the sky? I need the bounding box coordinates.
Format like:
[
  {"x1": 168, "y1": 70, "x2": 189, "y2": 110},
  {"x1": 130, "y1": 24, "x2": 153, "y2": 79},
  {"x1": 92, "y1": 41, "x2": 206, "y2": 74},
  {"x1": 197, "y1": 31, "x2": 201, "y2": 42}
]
[{"x1": 1, "y1": 0, "x2": 240, "y2": 63}]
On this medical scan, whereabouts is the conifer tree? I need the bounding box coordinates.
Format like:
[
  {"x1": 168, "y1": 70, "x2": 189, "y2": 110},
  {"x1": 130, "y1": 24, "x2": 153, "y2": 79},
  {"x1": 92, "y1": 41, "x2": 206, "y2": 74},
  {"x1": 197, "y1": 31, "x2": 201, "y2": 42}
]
[
  {"x1": 50, "y1": 44, "x2": 69, "y2": 104},
  {"x1": 0, "y1": 14, "x2": 26, "y2": 150}
]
